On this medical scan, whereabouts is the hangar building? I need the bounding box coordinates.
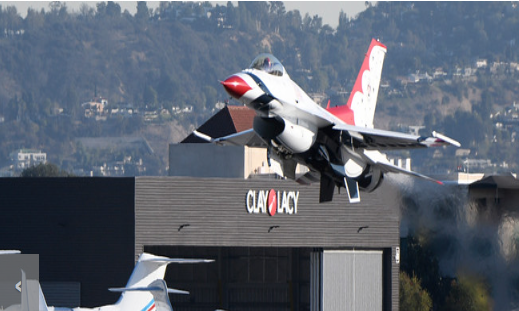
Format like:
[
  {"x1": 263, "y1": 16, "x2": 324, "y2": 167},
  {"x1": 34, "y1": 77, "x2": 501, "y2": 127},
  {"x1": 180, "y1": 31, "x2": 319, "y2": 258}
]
[
  {"x1": 0, "y1": 176, "x2": 400, "y2": 311},
  {"x1": 136, "y1": 177, "x2": 400, "y2": 310},
  {"x1": 1, "y1": 106, "x2": 402, "y2": 310},
  {"x1": 165, "y1": 105, "x2": 401, "y2": 310}
]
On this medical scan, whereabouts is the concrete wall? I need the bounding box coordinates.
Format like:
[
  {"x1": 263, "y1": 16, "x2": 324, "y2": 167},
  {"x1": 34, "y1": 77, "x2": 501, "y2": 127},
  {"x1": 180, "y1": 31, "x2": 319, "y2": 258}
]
[
  {"x1": 169, "y1": 144, "x2": 306, "y2": 179},
  {"x1": 169, "y1": 144, "x2": 245, "y2": 178}
]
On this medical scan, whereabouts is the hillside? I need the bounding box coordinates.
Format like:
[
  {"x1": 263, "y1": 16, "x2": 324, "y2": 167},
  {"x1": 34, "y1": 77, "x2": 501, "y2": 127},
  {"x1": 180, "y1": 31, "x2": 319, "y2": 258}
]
[{"x1": 0, "y1": 1, "x2": 518, "y2": 175}]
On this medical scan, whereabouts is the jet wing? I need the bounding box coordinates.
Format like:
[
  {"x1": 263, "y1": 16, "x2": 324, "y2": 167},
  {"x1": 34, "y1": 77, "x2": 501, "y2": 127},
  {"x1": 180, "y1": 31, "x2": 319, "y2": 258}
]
[
  {"x1": 332, "y1": 124, "x2": 461, "y2": 150},
  {"x1": 362, "y1": 151, "x2": 444, "y2": 184},
  {"x1": 193, "y1": 129, "x2": 267, "y2": 147}
]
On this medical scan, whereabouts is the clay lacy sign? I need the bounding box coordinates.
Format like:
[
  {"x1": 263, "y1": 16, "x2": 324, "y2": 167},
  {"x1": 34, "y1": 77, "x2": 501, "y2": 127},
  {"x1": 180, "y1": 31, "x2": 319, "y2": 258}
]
[{"x1": 246, "y1": 189, "x2": 299, "y2": 216}]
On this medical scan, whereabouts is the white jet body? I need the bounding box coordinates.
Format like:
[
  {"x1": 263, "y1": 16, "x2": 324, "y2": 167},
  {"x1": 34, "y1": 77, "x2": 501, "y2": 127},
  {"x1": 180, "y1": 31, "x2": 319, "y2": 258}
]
[{"x1": 199, "y1": 39, "x2": 460, "y2": 203}]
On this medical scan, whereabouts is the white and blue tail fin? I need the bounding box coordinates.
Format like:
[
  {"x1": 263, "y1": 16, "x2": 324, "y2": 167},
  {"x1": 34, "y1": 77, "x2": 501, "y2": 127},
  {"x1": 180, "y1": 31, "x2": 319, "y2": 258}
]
[
  {"x1": 109, "y1": 279, "x2": 189, "y2": 311},
  {"x1": 113, "y1": 253, "x2": 213, "y2": 311}
]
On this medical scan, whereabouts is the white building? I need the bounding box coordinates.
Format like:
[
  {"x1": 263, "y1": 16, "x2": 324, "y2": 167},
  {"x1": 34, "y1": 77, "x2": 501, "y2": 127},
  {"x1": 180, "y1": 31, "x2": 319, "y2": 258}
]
[{"x1": 10, "y1": 149, "x2": 47, "y2": 170}]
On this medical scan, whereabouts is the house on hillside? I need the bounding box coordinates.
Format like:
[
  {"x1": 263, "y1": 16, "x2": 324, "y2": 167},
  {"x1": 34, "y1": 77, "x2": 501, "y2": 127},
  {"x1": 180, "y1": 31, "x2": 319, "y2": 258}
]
[
  {"x1": 82, "y1": 97, "x2": 108, "y2": 118},
  {"x1": 476, "y1": 59, "x2": 488, "y2": 68},
  {"x1": 9, "y1": 149, "x2": 47, "y2": 171}
]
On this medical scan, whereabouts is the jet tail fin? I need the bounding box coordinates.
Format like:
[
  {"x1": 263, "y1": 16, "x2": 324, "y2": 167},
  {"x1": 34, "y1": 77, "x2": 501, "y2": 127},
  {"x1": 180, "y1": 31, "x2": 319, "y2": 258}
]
[
  {"x1": 327, "y1": 38, "x2": 387, "y2": 128},
  {"x1": 38, "y1": 283, "x2": 49, "y2": 311},
  {"x1": 21, "y1": 270, "x2": 29, "y2": 311},
  {"x1": 115, "y1": 253, "x2": 213, "y2": 311},
  {"x1": 20, "y1": 270, "x2": 48, "y2": 311},
  {"x1": 124, "y1": 253, "x2": 213, "y2": 289}
]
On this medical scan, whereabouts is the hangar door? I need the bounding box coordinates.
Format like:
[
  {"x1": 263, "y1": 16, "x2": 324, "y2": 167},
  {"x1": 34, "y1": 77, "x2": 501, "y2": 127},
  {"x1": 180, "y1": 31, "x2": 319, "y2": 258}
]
[{"x1": 311, "y1": 250, "x2": 383, "y2": 311}]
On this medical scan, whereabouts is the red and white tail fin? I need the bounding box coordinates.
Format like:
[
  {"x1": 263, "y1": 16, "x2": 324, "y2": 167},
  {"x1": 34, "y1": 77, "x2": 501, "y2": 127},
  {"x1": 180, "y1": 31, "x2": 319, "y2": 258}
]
[{"x1": 327, "y1": 39, "x2": 387, "y2": 128}]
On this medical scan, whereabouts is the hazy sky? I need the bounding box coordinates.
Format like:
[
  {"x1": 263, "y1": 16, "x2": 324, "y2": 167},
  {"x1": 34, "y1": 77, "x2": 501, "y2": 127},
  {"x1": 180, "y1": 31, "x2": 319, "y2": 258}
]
[
  {"x1": 283, "y1": 1, "x2": 368, "y2": 26},
  {"x1": 1, "y1": 1, "x2": 369, "y2": 28}
]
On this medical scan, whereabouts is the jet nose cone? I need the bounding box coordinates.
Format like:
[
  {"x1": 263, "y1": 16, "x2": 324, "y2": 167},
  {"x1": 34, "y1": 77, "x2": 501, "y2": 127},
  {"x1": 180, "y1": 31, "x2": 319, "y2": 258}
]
[{"x1": 221, "y1": 75, "x2": 252, "y2": 99}]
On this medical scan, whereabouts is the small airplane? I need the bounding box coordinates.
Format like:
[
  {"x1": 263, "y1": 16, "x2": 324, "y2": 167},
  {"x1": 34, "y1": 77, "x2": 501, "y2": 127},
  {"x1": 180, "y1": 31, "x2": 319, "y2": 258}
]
[
  {"x1": 195, "y1": 38, "x2": 460, "y2": 203},
  {"x1": 5, "y1": 253, "x2": 213, "y2": 311}
]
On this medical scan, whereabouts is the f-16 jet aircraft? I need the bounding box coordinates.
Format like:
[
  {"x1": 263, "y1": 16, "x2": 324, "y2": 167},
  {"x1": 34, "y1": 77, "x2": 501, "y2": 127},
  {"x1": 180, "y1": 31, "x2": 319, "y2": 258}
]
[{"x1": 195, "y1": 39, "x2": 460, "y2": 203}]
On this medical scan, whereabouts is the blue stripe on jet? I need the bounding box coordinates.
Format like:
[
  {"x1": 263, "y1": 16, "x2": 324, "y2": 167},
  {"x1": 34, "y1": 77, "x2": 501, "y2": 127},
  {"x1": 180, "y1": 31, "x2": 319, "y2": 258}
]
[
  {"x1": 244, "y1": 72, "x2": 273, "y2": 97},
  {"x1": 141, "y1": 299, "x2": 155, "y2": 311}
]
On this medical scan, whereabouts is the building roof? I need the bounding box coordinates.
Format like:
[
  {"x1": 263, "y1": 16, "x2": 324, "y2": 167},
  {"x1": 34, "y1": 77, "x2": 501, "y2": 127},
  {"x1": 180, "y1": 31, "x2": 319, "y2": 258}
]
[
  {"x1": 469, "y1": 174, "x2": 519, "y2": 189},
  {"x1": 227, "y1": 105, "x2": 256, "y2": 132},
  {"x1": 76, "y1": 137, "x2": 154, "y2": 154},
  {"x1": 182, "y1": 105, "x2": 255, "y2": 143}
]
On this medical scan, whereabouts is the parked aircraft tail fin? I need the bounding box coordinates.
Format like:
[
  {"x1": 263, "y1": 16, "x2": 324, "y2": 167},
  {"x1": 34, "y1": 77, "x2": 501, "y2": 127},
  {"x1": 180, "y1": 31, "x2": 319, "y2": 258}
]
[
  {"x1": 37, "y1": 282, "x2": 49, "y2": 311},
  {"x1": 114, "y1": 253, "x2": 213, "y2": 311},
  {"x1": 327, "y1": 38, "x2": 387, "y2": 128},
  {"x1": 19, "y1": 270, "x2": 48, "y2": 311},
  {"x1": 110, "y1": 279, "x2": 190, "y2": 311},
  {"x1": 20, "y1": 270, "x2": 29, "y2": 311}
]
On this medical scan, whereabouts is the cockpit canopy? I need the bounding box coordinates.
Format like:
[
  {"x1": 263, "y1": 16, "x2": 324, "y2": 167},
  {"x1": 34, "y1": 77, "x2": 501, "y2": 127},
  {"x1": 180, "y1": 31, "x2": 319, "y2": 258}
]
[{"x1": 249, "y1": 53, "x2": 285, "y2": 77}]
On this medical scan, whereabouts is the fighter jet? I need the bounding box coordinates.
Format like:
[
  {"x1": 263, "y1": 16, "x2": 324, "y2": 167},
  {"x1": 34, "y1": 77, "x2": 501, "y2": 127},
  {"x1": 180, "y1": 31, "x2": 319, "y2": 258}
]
[{"x1": 195, "y1": 39, "x2": 460, "y2": 203}]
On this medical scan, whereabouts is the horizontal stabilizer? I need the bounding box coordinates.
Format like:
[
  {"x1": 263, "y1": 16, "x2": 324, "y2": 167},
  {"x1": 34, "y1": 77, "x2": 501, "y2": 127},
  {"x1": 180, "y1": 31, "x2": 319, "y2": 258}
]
[
  {"x1": 120, "y1": 252, "x2": 214, "y2": 304},
  {"x1": 362, "y1": 151, "x2": 444, "y2": 185},
  {"x1": 0, "y1": 250, "x2": 21, "y2": 255},
  {"x1": 432, "y1": 131, "x2": 461, "y2": 147},
  {"x1": 193, "y1": 129, "x2": 266, "y2": 147},
  {"x1": 109, "y1": 284, "x2": 189, "y2": 295},
  {"x1": 333, "y1": 123, "x2": 460, "y2": 150},
  {"x1": 375, "y1": 160, "x2": 443, "y2": 185},
  {"x1": 142, "y1": 257, "x2": 214, "y2": 264}
]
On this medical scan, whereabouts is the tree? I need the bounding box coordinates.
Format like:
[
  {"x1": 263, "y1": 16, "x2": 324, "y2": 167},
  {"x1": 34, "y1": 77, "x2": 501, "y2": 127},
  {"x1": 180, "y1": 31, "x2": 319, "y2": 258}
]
[
  {"x1": 400, "y1": 272, "x2": 433, "y2": 311},
  {"x1": 337, "y1": 10, "x2": 349, "y2": 33},
  {"x1": 95, "y1": 2, "x2": 107, "y2": 17},
  {"x1": 105, "y1": 1, "x2": 121, "y2": 17},
  {"x1": 20, "y1": 163, "x2": 73, "y2": 177},
  {"x1": 476, "y1": 90, "x2": 494, "y2": 119},
  {"x1": 312, "y1": 69, "x2": 329, "y2": 92},
  {"x1": 203, "y1": 86, "x2": 218, "y2": 108},
  {"x1": 143, "y1": 85, "x2": 158, "y2": 110},
  {"x1": 135, "y1": 1, "x2": 149, "y2": 20},
  {"x1": 444, "y1": 274, "x2": 492, "y2": 311}
]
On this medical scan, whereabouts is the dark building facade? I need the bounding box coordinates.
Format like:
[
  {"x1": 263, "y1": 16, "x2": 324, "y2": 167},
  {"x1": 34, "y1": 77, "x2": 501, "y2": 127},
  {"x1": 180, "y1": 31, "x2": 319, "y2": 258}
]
[
  {"x1": 1, "y1": 176, "x2": 400, "y2": 310},
  {"x1": 0, "y1": 177, "x2": 135, "y2": 307},
  {"x1": 135, "y1": 176, "x2": 400, "y2": 311}
]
